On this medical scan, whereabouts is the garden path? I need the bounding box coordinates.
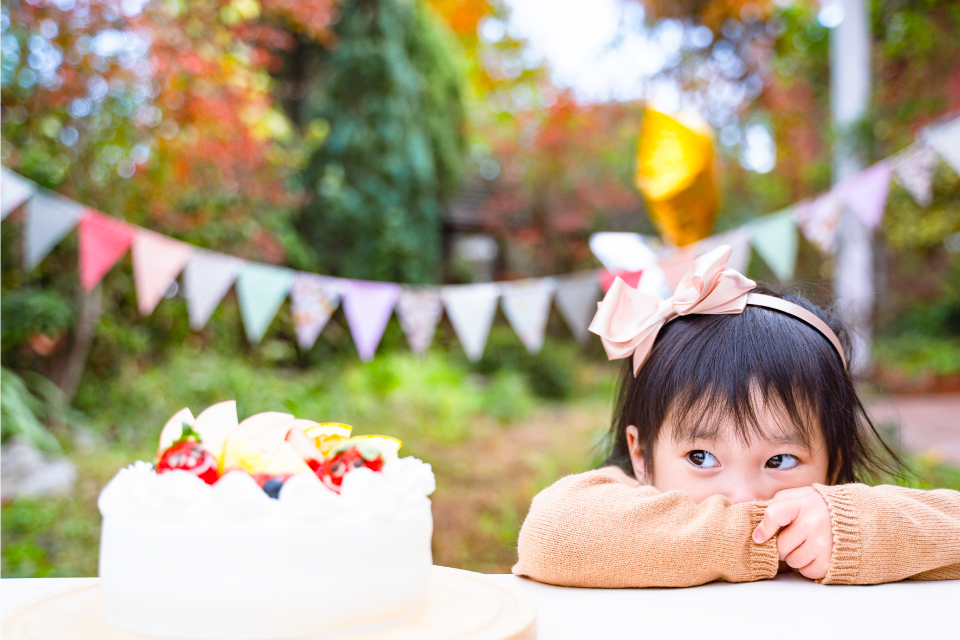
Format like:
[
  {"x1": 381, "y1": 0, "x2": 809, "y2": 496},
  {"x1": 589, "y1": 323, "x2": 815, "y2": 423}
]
[{"x1": 868, "y1": 394, "x2": 960, "y2": 465}]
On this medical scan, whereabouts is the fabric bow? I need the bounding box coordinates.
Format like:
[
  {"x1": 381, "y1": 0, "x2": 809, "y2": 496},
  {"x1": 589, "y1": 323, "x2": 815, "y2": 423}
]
[{"x1": 588, "y1": 245, "x2": 756, "y2": 375}]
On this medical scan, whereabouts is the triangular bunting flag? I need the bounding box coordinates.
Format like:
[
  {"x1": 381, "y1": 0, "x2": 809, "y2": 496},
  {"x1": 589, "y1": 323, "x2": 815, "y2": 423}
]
[
  {"x1": 441, "y1": 283, "x2": 500, "y2": 361},
  {"x1": 891, "y1": 144, "x2": 937, "y2": 207},
  {"x1": 500, "y1": 278, "x2": 557, "y2": 354},
  {"x1": 926, "y1": 117, "x2": 960, "y2": 175},
  {"x1": 23, "y1": 191, "x2": 85, "y2": 269},
  {"x1": 833, "y1": 161, "x2": 893, "y2": 229},
  {"x1": 694, "y1": 228, "x2": 752, "y2": 274},
  {"x1": 749, "y1": 210, "x2": 798, "y2": 282},
  {"x1": 657, "y1": 247, "x2": 698, "y2": 290},
  {"x1": 132, "y1": 230, "x2": 193, "y2": 315},
  {"x1": 235, "y1": 263, "x2": 295, "y2": 344},
  {"x1": 78, "y1": 211, "x2": 135, "y2": 290},
  {"x1": 183, "y1": 250, "x2": 243, "y2": 330},
  {"x1": 341, "y1": 280, "x2": 401, "y2": 362},
  {"x1": 290, "y1": 273, "x2": 342, "y2": 349},
  {"x1": 553, "y1": 272, "x2": 600, "y2": 343},
  {"x1": 793, "y1": 194, "x2": 842, "y2": 255},
  {"x1": 396, "y1": 287, "x2": 444, "y2": 355},
  {"x1": 1, "y1": 168, "x2": 36, "y2": 220},
  {"x1": 598, "y1": 269, "x2": 643, "y2": 293}
]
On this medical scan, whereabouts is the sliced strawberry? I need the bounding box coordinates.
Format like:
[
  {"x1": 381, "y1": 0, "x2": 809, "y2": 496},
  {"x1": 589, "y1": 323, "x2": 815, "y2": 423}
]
[
  {"x1": 315, "y1": 445, "x2": 383, "y2": 493},
  {"x1": 156, "y1": 439, "x2": 219, "y2": 485}
]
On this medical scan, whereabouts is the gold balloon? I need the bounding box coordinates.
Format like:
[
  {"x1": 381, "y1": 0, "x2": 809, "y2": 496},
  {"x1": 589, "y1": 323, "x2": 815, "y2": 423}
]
[{"x1": 635, "y1": 107, "x2": 718, "y2": 247}]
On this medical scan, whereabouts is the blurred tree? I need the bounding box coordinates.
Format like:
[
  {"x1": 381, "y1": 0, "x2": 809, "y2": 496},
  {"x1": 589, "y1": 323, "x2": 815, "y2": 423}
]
[{"x1": 294, "y1": 0, "x2": 466, "y2": 283}]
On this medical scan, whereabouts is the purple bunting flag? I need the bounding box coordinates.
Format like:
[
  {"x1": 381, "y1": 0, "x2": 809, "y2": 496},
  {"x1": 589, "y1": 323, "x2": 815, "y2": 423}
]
[{"x1": 341, "y1": 280, "x2": 401, "y2": 362}]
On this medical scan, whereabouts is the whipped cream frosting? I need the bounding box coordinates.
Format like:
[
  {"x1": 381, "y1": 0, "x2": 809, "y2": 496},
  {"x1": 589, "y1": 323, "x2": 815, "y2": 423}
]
[{"x1": 98, "y1": 457, "x2": 436, "y2": 522}]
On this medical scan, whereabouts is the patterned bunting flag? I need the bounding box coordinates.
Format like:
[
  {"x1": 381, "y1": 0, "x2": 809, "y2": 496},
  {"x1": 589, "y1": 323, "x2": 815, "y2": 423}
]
[
  {"x1": 833, "y1": 161, "x2": 894, "y2": 229},
  {"x1": 183, "y1": 250, "x2": 243, "y2": 330},
  {"x1": 78, "y1": 211, "x2": 135, "y2": 290},
  {"x1": 290, "y1": 273, "x2": 342, "y2": 349},
  {"x1": 500, "y1": 278, "x2": 557, "y2": 354},
  {"x1": 891, "y1": 144, "x2": 937, "y2": 207},
  {"x1": 341, "y1": 280, "x2": 401, "y2": 362},
  {"x1": 441, "y1": 283, "x2": 500, "y2": 361},
  {"x1": 1, "y1": 168, "x2": 35, "y2": 220},
  {"x1": 235, "y1": 263, "x2": 295, "y2": 344},
  {"x1": 926, "y1": 117, "x2": 960, "y2": 175},
  {"x1": 23, "y1": 192, "x2": 85, "y2": 269},
  {"x1": 553, "y1": 272, "x2": 600, "y2": 343},
  {"x1": 793, "y1": 194, "x2": 843, "y2": 255},
  {"x1": 749, "y1": 210, "x2": 798, "y2": 282},
  {"x1": 396, "y1": 287, "x2": 444, "y2": 354},
  {"x1": 132, "y1": 230, "x2": 193, "y2": 315}
]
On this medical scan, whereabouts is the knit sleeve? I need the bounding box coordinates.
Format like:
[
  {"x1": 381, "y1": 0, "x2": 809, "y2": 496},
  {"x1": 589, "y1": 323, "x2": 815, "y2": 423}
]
[
  {"x1": 813, "y1": 483, "x2": 960, "y2": 584},
  {"x1": 512, "y1": 467, "x2": 779, "y2": 588}
]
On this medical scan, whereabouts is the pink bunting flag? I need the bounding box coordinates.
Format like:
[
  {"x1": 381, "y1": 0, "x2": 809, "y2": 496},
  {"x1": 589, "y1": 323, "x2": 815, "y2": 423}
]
[
  {"x1": 132, "y1": 229, "x2": 193, "y2": 315},
  {"x1": 793, "y1": 194, "x2": 843, "y2": 255},
  {"x1": 598, "y1": 269, "x2": 643, "y2": 293},
  {"x1": 290, "y1": 273, "x2": 342, "y2": 349},
  {"x1": 78, "y1": 211, "x2": 135, "y2": 290},
  {"x1": 833, "y1": 160, "x2": 893, "y2": 229},
  {"x1": 341, "y1": 280, "x2": 401, "y2": 362}
]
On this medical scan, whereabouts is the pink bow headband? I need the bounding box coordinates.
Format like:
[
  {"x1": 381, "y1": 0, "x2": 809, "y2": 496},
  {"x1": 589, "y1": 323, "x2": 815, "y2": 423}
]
[{"x1": 588, "y1": 245, "x2": 847, "y2": 375}]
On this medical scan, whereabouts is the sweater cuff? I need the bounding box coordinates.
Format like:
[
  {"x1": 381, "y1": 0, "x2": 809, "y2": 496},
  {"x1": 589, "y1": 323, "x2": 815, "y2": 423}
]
[
  {"x1": 813, "y1": 483, "x2": 862, "y2": 584},
  {"x1": 745, "y1": 502, "x2": 780, "y2": 580}
]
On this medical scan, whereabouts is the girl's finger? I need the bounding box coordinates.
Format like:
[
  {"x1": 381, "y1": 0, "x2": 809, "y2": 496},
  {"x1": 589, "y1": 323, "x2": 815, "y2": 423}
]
[
  {"x1": 784, "y1": 539, "x2": 818, "y2": 570},
  {"x1": 797, "y1": 555, "x2": 829, "y2": 581},
  {"x1": 752, "y1": 499, "x2": 802, "y2": 543},
  {"x1": 774, "y1": 521, "x2": 807, "y2": 561}
]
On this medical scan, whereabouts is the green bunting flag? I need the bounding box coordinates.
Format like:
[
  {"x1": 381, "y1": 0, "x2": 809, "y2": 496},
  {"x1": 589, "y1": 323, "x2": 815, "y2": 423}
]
[
  {"x1": 749, "y1": 210, "x2": 798, "y2": 283},
  {"x1": 235, "y1": 263, "x2": 295, "y2": 344}
]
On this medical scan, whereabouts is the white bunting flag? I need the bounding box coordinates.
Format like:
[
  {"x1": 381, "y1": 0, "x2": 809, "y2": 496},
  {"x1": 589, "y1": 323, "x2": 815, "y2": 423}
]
[
  {"x1": 396, "y1": 287, "x2": 444, "y2": 354},
  {"x1": 500, "y1": 278, "x2": 556, "y2": 354},
  {"x1": 749, "y1": 210, "x2": 798, "y2": 283},
  {"x1": 23, "y1": 192, "x2": 86, "y2": 269},
  {"x1": 553, "y1": 272, "x2": 601, "y2": 343},
  {"x1": 694, "y1": 227, "x2": 752, "y2": 274},
  {"x1": 1, "y1": 168, "x2": 35, "y2": 220},
  {"x1": 290, "y1": 273, "x2": 342, "y2": 349},
  {"x1": 891, "y1": 144, "x2": 937, "y2": 207},
  {"x1": 132, "y1": 229, "x2": 193, "y2": 315},
  {"x1": 926, "y1": 117, "x2": 960, "y2": 176},
  {"x1": 183, "y1": 250, "x2": 243, "y2": 330},
  {"x1": 441, "y1": 283, "x2": 500, "y2": 361}
]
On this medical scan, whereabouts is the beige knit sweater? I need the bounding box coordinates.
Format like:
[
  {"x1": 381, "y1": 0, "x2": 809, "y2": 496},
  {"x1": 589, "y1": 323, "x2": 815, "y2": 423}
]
[{"x1": 512, "y1": 467, "x2": 960, "y2": 587}]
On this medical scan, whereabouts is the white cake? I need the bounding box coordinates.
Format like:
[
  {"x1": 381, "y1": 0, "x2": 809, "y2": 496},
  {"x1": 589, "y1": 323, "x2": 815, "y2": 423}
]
[{"x1": 97, "y1": 403, "x2": 436, "y2": 640}]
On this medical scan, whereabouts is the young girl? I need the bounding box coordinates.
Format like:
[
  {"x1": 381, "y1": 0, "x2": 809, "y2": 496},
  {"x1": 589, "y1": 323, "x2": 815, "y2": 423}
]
[{"x1": 513, "y1": 245, "x2": 960, "y2": 588}]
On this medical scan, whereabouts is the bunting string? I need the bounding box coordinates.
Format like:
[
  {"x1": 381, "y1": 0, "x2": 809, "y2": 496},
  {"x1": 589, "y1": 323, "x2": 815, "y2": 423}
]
[{"x1": 1, "y1": 113, "x2": 958, "y2": 362}]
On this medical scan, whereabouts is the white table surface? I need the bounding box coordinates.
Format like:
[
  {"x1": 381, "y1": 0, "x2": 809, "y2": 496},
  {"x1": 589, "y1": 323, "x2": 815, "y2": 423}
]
[{"x1": 4, "y1": 572, "x2": 959, "y2": 639}]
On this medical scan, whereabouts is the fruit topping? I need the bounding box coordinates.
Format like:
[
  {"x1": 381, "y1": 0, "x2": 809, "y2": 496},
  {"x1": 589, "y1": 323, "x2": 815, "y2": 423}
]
[
  {"x1": 302, "y1": 422, "x2": 353, "y2": 455},
  {"x1": 157, "y1": 407, "x2": 196, "y2": 457},
  {"x1": 156, "y1": 428, "x2": 219, "y2": 485},
  {"x1": 261, "y1": 442, "x2": 311, "y2": 476},
  {"x1": 192, "y1": 401, "x2": 239, "y2": 463},
  {"x1": 261, "y1": 477, "x2": 285, "y2": 499},
  {"x1": 316, "y1": 445, "x2": 385, "y2": 493}
]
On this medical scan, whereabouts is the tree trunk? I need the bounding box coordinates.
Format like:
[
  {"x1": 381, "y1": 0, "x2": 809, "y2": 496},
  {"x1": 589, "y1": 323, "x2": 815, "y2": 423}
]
[{"x1": 54, "y1": 284, "x2": 103, "y2": 412}]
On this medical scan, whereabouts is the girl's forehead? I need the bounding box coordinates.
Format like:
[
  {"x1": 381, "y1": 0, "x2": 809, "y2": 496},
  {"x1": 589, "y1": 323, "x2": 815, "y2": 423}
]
[{"x1": 665, "y1": 389, "x2": 820, "y2": 449}]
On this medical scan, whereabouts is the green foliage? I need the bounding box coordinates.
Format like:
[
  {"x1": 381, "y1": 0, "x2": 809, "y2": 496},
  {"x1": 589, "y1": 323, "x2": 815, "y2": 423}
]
[
  {"x1": 0, "y1": 367, "x2": 62, "y2": 453},
  {"x1": 296, "y1": 0, "x2": 466, "y2": 283},
  {"x1": 0, "y1": 287, "x2": 73, "y2": 351},
  {"x1": 473, "y1": 326, "x2": 575, "y2": 401}
]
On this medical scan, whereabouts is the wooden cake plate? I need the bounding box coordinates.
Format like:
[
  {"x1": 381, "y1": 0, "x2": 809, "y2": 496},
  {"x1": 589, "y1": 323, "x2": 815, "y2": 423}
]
[{"x1": 2, "y1": 567, "x2": 536, "y2": 640}]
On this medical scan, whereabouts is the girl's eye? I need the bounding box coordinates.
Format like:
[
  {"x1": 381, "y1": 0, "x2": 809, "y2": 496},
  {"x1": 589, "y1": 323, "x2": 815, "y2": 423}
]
[
  {"x1": 766, "y1": 454, "x2": 799, "y2": 470},
  {"x1": 686, "y1": 450, "x2": 720, "y2": 469}
]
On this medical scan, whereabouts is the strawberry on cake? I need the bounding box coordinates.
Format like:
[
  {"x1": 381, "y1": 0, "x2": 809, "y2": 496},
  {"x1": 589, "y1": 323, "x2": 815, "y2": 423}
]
[{"x1": 97, "y1": 401, "x2": 436, "y2": 640}]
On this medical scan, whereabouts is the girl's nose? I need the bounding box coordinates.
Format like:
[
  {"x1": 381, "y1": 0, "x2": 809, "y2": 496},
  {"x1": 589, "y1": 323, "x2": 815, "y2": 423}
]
[{"x1": 725, "y1": 482, "x2": 765, "y2": 504}]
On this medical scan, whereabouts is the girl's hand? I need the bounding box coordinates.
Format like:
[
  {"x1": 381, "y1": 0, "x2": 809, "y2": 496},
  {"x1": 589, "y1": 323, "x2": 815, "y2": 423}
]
[{"x1": 752, "y1": 486, "x2": 833, "y2": 580}]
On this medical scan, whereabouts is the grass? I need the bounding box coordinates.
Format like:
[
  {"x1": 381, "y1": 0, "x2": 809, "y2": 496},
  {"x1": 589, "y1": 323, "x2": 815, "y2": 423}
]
[
  {"x1": 4, "y1": 344, "x2": 960, "y2": 578},
  {"x1": 2, "y1": 344, "x2": 615, "y2": 577}
]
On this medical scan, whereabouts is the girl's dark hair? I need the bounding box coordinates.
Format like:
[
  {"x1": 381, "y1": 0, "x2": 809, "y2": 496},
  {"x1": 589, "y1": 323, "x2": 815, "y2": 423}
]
[{"x1": 604, "y1": 286, "x2": 903, "y2": 485}]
